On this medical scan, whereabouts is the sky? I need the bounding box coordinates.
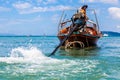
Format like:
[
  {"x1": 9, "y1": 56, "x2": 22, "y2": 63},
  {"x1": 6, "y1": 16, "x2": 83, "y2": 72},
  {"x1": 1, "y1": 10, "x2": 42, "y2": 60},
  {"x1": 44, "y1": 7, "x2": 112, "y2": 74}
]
[{"x1": 0, "y1": 0, "x2": 120, "y2": 35}]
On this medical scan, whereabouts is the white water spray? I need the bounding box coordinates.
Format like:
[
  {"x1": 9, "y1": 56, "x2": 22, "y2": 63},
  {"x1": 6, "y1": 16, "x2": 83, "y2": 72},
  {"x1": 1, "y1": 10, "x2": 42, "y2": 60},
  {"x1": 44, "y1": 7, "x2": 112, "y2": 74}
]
[{"x1": 10, "y1": 47, "x2": 45, "y2": 59}]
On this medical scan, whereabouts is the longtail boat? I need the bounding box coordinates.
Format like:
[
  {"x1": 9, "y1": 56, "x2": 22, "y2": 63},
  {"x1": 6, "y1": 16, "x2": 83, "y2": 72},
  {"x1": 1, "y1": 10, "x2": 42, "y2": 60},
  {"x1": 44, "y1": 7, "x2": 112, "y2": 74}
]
[{"x1": 57, "y1": 9, "x2": 102, "y2": 49}]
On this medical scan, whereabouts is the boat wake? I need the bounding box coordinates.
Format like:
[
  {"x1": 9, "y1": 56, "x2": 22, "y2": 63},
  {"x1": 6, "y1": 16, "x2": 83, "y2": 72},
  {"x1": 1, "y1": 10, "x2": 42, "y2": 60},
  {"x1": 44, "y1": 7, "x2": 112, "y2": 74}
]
[{"x1": 0, "y1": 46, "x2": 100, "y2": 79}]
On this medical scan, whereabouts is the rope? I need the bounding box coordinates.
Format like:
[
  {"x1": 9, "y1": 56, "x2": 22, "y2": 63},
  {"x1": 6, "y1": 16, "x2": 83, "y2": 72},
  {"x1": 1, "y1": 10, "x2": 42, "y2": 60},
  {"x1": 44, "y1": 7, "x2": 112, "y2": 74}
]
[{"x1": 65, "y1": 41, "x2": 85, "y2": 49}]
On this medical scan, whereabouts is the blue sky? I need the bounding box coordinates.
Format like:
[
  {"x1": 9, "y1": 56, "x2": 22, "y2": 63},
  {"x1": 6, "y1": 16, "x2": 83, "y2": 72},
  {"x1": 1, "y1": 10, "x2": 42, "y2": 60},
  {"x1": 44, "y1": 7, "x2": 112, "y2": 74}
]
[{"x1": 0, "y1": 0, "x2": 120, "y2": 35}]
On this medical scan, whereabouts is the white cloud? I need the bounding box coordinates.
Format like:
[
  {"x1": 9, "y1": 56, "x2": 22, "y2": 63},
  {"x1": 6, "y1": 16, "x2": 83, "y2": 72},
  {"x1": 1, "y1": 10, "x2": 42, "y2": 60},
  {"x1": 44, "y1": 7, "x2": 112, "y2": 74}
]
[
  {"x1": 37, "y1": 0, "x2": 43, "y2": 3},
  {"x1": 108, "y1": 7, "x2": 120, "y2": 19},
  {"x1": 100, "y1": 0, "x2": 118, "y2": 4},
  {"x1": 43, "y1": 0, "x2": 57, "y2": 4},
  {"x1": 0, "y1": 7, "x2": 11, "y2": 12},
  {"x1": 88, "y1": 0, "x2": 95, "y2": 2},
  {"x1": 88, "y1": 0, "x2": 119, "y2": 4},
  {"x1": 13, "y1": 2, "x2": 72, "y2": 14},
  {"x1": 116, "y1": 25, "x2": 120, "y2": 29},
  {"x1": 13, "y1": 2, "x2": 32, "y2": 9},
  {"x1": 37, "y1": 0, "x2": 57, "y2": 5},
  {"x1": 24, "y1": 5, "x2": 72, "y2": 14}
]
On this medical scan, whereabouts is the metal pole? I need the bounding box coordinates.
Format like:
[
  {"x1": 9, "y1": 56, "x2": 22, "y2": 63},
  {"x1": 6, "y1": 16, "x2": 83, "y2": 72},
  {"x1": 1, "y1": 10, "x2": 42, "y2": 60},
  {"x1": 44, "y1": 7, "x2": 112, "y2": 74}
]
[
  {"x1": 93, "y1": 9, "x2": 100, "y2": 32},
  {"x1": 57, "y1": 11, "x2": 64, "y2": 33}
]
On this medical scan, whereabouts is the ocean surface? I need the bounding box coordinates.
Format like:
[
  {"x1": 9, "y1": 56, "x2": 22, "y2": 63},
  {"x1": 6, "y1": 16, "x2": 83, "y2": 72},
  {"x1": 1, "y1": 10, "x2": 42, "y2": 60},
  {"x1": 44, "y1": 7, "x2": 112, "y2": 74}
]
[{"x1": 0, "y1": 36, "x2": 120, "y2": 80}]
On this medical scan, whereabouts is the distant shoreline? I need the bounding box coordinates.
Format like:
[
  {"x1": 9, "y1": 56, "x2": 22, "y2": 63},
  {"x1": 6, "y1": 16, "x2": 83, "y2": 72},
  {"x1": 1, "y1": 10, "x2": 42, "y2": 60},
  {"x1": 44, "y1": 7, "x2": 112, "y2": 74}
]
[
  {"x1": 102, "y1": 31, "x2": 120, "y2": 37},
  {"x1": 0, "y1": 35, "x2": 57, "y2": 37},
  {"x1": 0, "y1": 31, "x2": 120, "y2": 37}
]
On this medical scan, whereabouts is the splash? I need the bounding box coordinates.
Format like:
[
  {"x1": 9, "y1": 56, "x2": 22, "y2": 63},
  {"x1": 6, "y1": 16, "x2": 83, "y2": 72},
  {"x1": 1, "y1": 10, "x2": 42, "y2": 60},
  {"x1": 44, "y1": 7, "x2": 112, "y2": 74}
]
[
  {"x1": 0, "y1": 46, "x2": 54, "y2": 64},
  {"x1": 10, "y1": 47, "x2": 45, "y2": 58}
]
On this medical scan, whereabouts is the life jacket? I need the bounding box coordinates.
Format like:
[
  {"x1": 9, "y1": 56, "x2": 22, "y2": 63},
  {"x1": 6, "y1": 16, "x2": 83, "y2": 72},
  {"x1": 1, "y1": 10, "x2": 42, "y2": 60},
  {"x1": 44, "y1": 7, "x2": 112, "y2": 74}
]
[{"x1": 60, "y1": 27, "x2": 69, "y2": 34}]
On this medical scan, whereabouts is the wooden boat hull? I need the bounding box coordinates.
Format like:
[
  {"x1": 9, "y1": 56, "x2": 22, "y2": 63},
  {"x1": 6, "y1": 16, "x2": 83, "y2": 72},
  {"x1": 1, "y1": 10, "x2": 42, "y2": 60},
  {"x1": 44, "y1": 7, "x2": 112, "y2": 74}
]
[{"x1": 58, "y1": 33, "x2": 100, "y2": 48}]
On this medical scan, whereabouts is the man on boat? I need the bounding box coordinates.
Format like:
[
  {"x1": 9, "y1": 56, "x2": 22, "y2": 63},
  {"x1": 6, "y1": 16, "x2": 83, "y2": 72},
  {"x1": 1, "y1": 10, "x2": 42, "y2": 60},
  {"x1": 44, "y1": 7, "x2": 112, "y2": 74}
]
[{"x1": 71, "y1": 5, "x2": 88, "y2": 31}]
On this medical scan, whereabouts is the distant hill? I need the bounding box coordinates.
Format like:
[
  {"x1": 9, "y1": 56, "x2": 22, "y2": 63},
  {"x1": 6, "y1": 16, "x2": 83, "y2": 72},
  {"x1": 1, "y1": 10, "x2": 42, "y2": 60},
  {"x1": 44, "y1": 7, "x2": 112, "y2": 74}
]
[{"x1": 102, "y1": 31, "x2": 120, "y2": 37}]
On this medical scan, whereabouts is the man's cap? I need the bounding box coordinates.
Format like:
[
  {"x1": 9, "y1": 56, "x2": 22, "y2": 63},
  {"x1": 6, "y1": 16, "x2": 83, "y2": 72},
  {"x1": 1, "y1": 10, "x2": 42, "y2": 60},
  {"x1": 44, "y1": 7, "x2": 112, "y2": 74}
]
[{"x1": 82, "y1": 5, "x2": 88, "y2": 9}]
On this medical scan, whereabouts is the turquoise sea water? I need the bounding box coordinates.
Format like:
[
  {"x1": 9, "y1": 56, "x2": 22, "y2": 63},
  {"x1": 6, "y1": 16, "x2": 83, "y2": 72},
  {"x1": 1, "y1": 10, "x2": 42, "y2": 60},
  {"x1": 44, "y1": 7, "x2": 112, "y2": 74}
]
[{"x1": 0, "y1": 36, "x2": 120, "y2": 80}]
